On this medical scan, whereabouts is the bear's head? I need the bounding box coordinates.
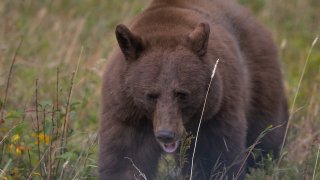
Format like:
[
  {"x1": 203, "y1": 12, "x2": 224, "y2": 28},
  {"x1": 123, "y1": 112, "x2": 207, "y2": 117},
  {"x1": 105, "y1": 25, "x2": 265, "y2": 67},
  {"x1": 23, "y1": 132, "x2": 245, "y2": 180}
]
[{"x1": 115, "y1": 23, "x2": 222, "y2": 153}]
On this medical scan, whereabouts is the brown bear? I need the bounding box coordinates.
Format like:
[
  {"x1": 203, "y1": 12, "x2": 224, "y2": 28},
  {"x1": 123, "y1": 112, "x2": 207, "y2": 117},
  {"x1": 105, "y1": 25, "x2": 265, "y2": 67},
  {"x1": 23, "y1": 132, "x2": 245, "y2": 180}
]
[{"x1": 99, "y1": 0, "x2": 288, "y2": 179}]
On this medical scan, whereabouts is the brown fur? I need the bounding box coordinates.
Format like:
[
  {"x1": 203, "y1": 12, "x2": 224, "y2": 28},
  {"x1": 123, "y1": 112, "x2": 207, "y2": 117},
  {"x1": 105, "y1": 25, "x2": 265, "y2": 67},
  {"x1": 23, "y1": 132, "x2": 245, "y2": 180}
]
[{"x1": 99, "y1": 0, "x2": 288, "y2": 179}]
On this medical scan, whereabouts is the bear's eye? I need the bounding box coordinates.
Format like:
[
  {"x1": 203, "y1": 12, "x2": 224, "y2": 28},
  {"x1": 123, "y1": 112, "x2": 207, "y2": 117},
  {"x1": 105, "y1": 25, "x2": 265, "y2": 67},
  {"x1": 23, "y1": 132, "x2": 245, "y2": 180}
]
[
  {"x1": 146, "y1": 93, "x2": 159, "y2": 101},
  {"x1": 175, "y1": 91, "x2": 189, "y2": 101}
]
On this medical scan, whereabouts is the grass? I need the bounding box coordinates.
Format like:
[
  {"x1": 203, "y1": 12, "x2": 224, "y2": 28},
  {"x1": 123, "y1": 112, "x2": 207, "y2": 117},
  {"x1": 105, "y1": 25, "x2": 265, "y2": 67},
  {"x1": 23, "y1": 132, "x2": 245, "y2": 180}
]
[
  {"x1": 189, "y1": 59, "x2": 220, "y2": 180},
  {"x1": 0, "y1": 0, "x2": 319, "y2": 179}
]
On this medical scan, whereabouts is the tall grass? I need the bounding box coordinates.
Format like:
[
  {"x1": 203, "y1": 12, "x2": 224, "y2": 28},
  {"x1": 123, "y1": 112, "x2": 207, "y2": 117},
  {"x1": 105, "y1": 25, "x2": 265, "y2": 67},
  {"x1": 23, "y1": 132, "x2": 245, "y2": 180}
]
[
  {"x1": 0, "y1": 0, "x2": 319, "y2": 179},
  {"x1": 189, "y1": 59, "x2": 220, "y2": 180}
]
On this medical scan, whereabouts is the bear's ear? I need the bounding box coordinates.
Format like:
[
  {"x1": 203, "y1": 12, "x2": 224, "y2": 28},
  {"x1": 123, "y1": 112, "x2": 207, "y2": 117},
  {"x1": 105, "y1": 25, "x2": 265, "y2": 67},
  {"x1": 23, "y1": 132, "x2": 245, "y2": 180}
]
[
  {"x1": 115, "y1": 24, "x2": 144, "y2": 61},
  {"x1": 188, "y1": 22, "x2": 210, "y2": 57}
]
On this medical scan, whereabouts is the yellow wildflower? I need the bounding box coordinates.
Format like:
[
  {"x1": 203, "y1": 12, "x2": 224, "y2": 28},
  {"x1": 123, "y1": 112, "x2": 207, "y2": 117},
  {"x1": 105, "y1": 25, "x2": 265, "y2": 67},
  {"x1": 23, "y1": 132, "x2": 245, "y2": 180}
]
[
  {"x1": 15, "y1": 147, "x2": 22, "y2": 156},
  {"x1": 45, "y1": 135, "x2": 51, "y2": 145},
  {"x1": 8, "y1": 144, "x2": 15, "y2": 153},
  {"x1": 33, "y1": 172, "x2": 41, "y2": 177},
  {"x1": 38, "y1": 133, "x2": 45, "y2": 141},
  {"x1": 34, "y1": 132, "x2": 51, "y2": 145},
  {"x1": 11, "y1": 134, "x2": 20, "y2": 143}
]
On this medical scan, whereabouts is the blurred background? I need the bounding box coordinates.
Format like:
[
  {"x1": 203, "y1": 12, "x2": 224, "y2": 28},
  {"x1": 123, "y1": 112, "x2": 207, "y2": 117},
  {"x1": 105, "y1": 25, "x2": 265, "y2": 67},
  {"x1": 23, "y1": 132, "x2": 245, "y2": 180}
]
[{"x1": 0, "y1": 0, "x2": 319, "y2": 179}]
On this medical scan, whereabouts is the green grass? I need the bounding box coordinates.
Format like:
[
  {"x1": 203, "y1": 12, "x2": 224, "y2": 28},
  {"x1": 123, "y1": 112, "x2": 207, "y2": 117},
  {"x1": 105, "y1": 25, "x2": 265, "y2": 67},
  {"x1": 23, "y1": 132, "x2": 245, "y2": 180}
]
[{"x1": 0, "y1": 0, "x2": 319, "y2": 179}]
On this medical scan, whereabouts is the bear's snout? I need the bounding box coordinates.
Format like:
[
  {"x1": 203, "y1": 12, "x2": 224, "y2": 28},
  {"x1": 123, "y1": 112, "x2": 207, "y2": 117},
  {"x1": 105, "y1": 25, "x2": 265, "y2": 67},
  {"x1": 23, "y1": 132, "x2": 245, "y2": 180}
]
[
  {"x1": 155, "y1": 130, "x2": 176, "y2": 143},
  {"x1": 155, "y1": 130, "x2": 180, "y2": 153},
  {"x1": 153, "y1": 99, "x2": 184, "y2": 153},
  {"x1": 154, "y1": 122, "x2": 182, "y2": 153}
]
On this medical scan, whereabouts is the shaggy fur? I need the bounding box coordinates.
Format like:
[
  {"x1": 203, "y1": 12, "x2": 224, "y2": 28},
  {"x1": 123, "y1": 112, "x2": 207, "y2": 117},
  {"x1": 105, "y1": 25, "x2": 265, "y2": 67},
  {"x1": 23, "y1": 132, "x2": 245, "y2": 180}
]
[{"x1": 99, "y1": 0, "x2": 288, "y2": 179}]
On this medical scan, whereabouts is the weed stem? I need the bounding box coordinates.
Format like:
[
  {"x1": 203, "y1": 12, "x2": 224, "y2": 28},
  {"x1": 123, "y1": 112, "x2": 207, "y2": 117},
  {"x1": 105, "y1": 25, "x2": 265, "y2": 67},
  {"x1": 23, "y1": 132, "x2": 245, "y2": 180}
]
[{"x1": 189, "y1": 59, "x2": 219, "y2": 180}]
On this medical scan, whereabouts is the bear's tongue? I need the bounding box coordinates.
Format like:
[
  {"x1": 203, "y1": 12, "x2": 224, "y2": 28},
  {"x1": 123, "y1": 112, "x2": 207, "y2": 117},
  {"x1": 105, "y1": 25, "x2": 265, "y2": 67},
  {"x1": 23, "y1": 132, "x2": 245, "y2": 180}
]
[{"x1": 160, "y1": 141, "x2": 179, "y2": 153}]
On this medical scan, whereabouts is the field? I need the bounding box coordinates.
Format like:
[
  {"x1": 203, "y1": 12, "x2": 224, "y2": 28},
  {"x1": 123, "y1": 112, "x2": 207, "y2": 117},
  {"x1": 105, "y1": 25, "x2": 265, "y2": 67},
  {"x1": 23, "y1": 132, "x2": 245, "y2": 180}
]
[{"x1": 0, "y1": 0, "x2": 319, "y2": 179}]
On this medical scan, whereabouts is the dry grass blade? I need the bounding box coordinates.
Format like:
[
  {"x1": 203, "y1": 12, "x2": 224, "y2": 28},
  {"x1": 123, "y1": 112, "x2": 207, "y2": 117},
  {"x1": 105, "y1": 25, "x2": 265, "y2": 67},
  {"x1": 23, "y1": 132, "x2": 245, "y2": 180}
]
[
  {"x1": 279, "y1": 36, "x2": 319, "y2": 163},
  {"x1": 234, "y1": 125, "x2": 278, "y2": 179},
  {"x1": 72, "y1": 133, "x2": 98, "y2": 180},
  {"x1": 35, "y1": 79, "x2": 43, "y2": 177},
  {"x1": 57, "y1": 47, "x2": 84, "y2": 179},
  {"x1": 61, "y1": 46, "x2": 83, "y2": 147},
  {"x1": 124, "y1": 157, "x2": 147, "y2": 180},
  {"x1": 312, "y1": 144, "x2": 320, "y2": 180},
  {"x1": 0, "y1": 35, "x2": 24, "y2": 119},
  {"x1": 0, "y1": 158, "x2": 12, "y2": 179},
  {"x1": 0, "y1": 124, "x2": 20, "y2": 145},
  {"x1": 189, "y1": 59, "x2": 220, "y2": 180},
  {"x1": 27, "y1": 147, "x2": 51, "y2": 180}
]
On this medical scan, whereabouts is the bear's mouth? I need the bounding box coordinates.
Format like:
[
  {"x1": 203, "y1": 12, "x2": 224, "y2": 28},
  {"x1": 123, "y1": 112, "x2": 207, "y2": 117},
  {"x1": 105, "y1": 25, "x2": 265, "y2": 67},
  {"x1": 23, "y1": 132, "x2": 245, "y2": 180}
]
[{"x1": 159, "y1": 141, "x2": 180, "y2": 153}]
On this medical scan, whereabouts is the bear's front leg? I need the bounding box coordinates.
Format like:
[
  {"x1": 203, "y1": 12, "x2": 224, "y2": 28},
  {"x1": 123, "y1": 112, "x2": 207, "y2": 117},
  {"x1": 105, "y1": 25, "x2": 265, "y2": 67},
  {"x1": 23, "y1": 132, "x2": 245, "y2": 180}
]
[
  {"x1": 181, "y1": 114, "x2": 247, "y2": 180},
  {"x1": 99, "y1": 122, "x2": 162, "y2": 180}
]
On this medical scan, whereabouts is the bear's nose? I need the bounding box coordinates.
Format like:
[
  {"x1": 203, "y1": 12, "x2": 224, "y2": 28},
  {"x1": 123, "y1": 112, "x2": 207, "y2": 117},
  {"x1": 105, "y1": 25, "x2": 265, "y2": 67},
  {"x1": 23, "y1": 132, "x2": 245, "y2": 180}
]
[{"x1": 155, "y1": 130, "x2": 175, "y2": 143}]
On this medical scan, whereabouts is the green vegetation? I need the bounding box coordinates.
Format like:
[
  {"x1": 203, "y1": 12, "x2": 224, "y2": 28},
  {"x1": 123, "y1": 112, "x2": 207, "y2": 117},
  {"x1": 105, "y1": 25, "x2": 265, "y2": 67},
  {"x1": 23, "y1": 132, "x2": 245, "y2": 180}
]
[{"x1": 0, "y1": 0, "x2": 319, "y2": 179}]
